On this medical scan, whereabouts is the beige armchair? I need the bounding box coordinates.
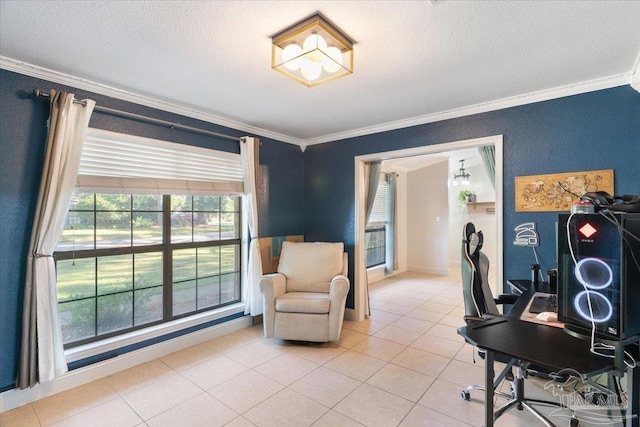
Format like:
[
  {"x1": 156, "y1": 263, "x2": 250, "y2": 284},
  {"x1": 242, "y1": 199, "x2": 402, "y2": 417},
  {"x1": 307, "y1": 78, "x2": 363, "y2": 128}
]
[{"x1": 259, "y1": 241, "x2": 350, "y2": 342}]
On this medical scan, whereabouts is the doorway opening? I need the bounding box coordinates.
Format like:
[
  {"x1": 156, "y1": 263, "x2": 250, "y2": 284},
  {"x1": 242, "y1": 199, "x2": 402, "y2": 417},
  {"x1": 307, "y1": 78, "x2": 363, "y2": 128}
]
[{"x1": 350, "y1": 135, "x2": 503, "y2": 321}]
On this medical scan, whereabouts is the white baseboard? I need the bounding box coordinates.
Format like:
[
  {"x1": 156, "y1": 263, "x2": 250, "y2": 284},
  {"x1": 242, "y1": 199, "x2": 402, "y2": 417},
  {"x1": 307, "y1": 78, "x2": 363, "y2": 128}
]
[{"x1": 0, "y1": 316, "x2": 252, "y2": 413}]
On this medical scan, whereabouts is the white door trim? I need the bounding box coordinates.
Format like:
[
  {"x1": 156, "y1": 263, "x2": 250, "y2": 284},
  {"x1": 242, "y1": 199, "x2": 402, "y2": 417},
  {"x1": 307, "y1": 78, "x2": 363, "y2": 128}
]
[{"x1": 351, "y1": 135, "x2": 504, "y2": 321}]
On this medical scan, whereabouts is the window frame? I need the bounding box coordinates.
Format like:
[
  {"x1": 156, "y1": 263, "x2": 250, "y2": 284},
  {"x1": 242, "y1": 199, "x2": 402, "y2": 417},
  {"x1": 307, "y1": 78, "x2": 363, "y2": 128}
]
[{"x1": 55, "y1": 193, "x2": 243, "y2": 349}]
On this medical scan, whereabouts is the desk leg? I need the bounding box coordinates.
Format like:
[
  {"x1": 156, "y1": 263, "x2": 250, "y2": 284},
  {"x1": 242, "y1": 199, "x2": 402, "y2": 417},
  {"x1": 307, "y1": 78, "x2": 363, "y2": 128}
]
[
  {"x1": 628, "y1": 362, "x2": 639, "y2": 427},
  {"x1": 485, "y1": 349, "x2": 495, "y2": 427}
]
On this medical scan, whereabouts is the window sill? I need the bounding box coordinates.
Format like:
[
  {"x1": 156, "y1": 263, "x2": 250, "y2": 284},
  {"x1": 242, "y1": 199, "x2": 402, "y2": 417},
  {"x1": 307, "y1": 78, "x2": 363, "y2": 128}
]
[{"x1": 65, "y1": 302, "x2": 246, "y2": 363}]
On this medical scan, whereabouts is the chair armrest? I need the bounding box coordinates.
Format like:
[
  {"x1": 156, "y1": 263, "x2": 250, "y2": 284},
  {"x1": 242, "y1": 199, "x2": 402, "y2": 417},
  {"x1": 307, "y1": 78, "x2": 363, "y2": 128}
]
[
  {"x1": 494, "y1": 293, "x2": 519, "y2": 305},
  {"x1": 328, "y1": 275, "x2": 350, "y2": 342},
  {"x1": 258, "y1": 273, "x2": 286, "y2": 338},
  {"x1": 258, "y1": 273, "x2": 286, "y2": 300},
  {"x1": 330, "y1": 275, "x2": 349, "y2": 301}
]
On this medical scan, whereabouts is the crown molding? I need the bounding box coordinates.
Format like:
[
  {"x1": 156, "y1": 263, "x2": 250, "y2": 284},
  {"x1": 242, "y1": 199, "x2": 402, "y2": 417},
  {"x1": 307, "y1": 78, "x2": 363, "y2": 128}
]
[
  {"x1": 2, "y1": 56, "x2": 633, "y2": 149},
  {"x1": 631, "y1": 52, "x2": 640, "y2": 93},
  {"x1": 0, "y1": 56, "x2": 303, "y2": 147},
  {"x1": 303, "y1": 73, "x2": 631, "y2": 146}
]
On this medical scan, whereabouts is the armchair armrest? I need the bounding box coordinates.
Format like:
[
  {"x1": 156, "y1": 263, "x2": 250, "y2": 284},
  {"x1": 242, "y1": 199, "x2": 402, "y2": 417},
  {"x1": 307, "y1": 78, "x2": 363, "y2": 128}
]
[
  {"x1": 259, "y1": 273, "x2": 286, "y2": 338},
  {"x1": 328, "y1": 275, "x2": 350, "y2": 341},
  {"x1": 330, "y1": 275, "x2": 349, "y2": 301}
]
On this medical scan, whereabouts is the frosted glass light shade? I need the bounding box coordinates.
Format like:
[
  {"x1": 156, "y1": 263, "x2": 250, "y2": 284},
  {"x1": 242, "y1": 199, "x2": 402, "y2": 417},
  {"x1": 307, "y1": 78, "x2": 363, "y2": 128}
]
[
  {"x1": 272, "y1": 14, "x2": 354, "y2": 87},
  {"x1": 282, "y1": 44, "x2": 303, "y2": 70}
]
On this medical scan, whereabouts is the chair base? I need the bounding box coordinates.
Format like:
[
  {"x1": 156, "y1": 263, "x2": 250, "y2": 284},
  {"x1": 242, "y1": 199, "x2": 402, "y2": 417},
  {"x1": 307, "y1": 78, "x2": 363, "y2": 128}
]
[{"x1": 463, "y1": 366, "x2": 580, "y2": 427}]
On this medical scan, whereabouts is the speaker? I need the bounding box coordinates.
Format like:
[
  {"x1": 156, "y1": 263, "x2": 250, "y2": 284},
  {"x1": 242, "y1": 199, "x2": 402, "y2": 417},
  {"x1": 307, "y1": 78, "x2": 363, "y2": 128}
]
[{"x1": 557, "y1": 212, "x2": 640, "y2": 340}]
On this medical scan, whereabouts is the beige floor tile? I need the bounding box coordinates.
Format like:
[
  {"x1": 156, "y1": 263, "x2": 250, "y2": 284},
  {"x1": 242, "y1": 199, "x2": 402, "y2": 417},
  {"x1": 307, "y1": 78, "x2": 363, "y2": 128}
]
[
  {"x1": 350, "y1": 337, "x2": 405, "y2": 362},
  {"x1": 287, "y1": 342, "x2": 347, "y2": 365},
  {"x1": 410, "y1": 334, "x2": 464, "y2": 358},
  {"x1": 311, "y1": 410, "x2": 364, "y2": 426},
  {"x1": 205, "y1": 330, "x2": 259, "y2": 353},
  {"x1": 373, "y1": 325, "x2": 422, "y2": 346},
  {"x1": 243, "y1": 388, "x2": 328, "y2": 427},
  {"x1": 418, "y1": 379, "x2": 485, "y2": 425},
  {"x1": 388, "y1": 296, "x2": 424, "y2": 309},
  {"x1": 290, "y1": 366, "x2": 361, "y2": 408},
  {"x1": 0, "y1": 404, "x2": 41, "y2": 427},
  {"x1": 181, "y1": 354, "x2": 248, "y2": 390},
  {"x1": 146, "y1": 393, "x2": 237, "y2": 427},
  {"x1": 48, "y1": 397, "x2": 141, "y2": 427},
  {"x1": 106, "y1": 360, "x2": 175, "y2": 395},
  {"x1": 418, "y1": 301, "x2": 457, "y2": 314},
  {"x1": 430, "y1": 294, "x2": 462, "y2": 306},
  {"x1": 367, "y1": 309, "x2": 402, "y2": 324},
  {"x1": 366, "y1": 363, "x2": 436, "y2": 403},
  {"x1": 438, "y1": 359, "x2": 487, "y2": 389},
  {"x1": 375, "y1": 302, "x2": 414, "y2": 316},
  {"x1": 31, "y1": 379, "x2": 117, "y2": 426},
  {"x1": 341, "y1": 318, "x2": 387, "y2": 335},
  {"x1": 325, "y1": 350, "x2": 386, "y2": 382},
  {"x1": 121, "y1": 373, "x2": 201, "y2": 420},
  {"x1": 336, "y1": 328, "x2": 369, "y2": 349},
  {"x1": 390, "y1": 317, "x2": 435, "y2": 333},
  {"x1": 437, "y1": 314, "x2": 466, "y2": 328},
  {"x1": 424, "y1": 323, "x2": 465, "y2": 343},
  {"x1": 454, "y1": 343, "x2": 486, "y2": 368},
  {"x1": 405, "y1": 308, "x2": 446, "y2": 323},
  {"x1": 254, "y1": 352, "x2": 319, "y2": 386},
  {"x1": 159, "y1": 342, "x2": 219, "y2": 371},
  {"x1": 223, "y1": 341, "x2": 287, "y2": 368},
  {"x1": 224, "y1": 416, "x2": 256, "y2": 426},
  {"x1": 399, "y1": 404, "x2": 472, "y2": 427},
  {"x1": 333, "y1": 383, "x2": 413, "y2": 427},
  {"x1": 391, "y1": 347, "x2": 451, "y2": 378},
  {"x1": 209, "y1": 371, "x2": 284, "y2": 414}
]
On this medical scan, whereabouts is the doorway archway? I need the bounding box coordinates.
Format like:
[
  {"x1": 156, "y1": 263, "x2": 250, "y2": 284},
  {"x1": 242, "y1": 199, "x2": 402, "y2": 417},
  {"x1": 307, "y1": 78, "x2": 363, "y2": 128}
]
[{"x1": 350, "y1": 135, "x2": 504, "y2": 321}]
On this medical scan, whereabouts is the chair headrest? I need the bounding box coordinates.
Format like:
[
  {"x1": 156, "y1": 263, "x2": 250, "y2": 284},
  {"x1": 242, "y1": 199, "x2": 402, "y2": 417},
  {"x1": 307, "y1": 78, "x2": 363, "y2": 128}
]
[{"x1": 463, "y1": 222, "x2": 483, "y2": 257}]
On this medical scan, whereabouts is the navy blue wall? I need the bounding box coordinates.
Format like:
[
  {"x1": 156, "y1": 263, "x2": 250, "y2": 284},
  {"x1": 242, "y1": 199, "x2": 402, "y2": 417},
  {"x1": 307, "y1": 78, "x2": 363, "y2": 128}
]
[
  {"x1": 304, "y1": 86, "x2": 640, "y2": 309},
  {"x1": 0, "y1": 69, "x2": 304, "y2": 392}
]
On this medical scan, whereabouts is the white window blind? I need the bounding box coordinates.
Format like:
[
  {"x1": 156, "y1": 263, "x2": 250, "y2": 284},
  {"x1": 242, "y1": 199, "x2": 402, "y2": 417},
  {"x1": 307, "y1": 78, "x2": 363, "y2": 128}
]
[
  {"x1": 77, "y1": 128, "x2": 243, "y2": 194},
  {"x1": 368, "y1": 175, "x2": 389, "y2": 224}
]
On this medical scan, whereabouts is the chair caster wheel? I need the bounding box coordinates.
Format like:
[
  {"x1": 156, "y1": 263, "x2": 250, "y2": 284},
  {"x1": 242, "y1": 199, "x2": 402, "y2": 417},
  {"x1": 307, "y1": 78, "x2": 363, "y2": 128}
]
[
  {"x1": 570, "y1": 418, "x2": 579, "y2": 427},
  {"x1": 461, "y1": 391, "x2": 470, "y2": 401}
]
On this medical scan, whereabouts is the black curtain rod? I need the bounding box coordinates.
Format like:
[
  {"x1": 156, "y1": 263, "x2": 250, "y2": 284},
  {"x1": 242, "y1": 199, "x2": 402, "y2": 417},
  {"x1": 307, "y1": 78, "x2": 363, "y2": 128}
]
[{"x1": 32, "y1": 89, "x2": 241, "y2": 142}]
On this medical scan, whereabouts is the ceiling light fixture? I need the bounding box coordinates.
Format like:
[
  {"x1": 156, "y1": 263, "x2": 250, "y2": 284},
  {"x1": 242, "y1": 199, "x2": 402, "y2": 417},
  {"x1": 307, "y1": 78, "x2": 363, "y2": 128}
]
[
  {"x1": 453, "y1": 159, "x2": 471, "y2": 186},
  {"x1": 271, "y1": 14, "x2": 354, "y2": 87}
]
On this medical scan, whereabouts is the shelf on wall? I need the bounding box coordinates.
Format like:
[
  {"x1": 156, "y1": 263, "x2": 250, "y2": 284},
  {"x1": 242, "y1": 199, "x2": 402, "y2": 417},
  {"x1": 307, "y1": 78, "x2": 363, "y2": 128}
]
[{"x1": 463, "y1": 201, "x2": 495, "y2": 214}]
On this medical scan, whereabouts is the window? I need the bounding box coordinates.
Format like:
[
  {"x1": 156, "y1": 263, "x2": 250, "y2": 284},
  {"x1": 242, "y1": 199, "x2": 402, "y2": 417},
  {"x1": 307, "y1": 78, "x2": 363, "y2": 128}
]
[
  {"x1": 55, "y1": 193, "x2": 241, "y2": 346},
  {"x1": 54, "y1": 128, "x2": 245, "y2": 347},
  {"x1": 365, "y1": 176, "x2": 389, "y2": 268}
]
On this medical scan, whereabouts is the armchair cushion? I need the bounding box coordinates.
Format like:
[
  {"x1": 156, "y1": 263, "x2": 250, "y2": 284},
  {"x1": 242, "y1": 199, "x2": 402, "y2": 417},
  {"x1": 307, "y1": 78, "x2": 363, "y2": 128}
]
[
  {"x1": 275, "y1": 292, "x2": 330, "y2": 313},
  {"x1": 277, "y1": 241, "x2": 344, "y2": 293}
]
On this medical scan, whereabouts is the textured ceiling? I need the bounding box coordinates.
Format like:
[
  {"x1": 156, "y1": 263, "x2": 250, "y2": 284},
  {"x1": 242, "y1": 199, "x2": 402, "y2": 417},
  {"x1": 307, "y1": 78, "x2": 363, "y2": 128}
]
[{"x1": 1, "y1": 1, "x2": 639, "y2": 147}]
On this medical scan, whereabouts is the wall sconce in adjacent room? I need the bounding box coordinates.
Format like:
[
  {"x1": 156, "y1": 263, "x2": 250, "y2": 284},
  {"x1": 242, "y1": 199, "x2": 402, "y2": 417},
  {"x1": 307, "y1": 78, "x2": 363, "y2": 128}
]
[
  {"x1": 452, "y1": 159, "x2": 471, "y2": 186},
  {"x1": 271, "y1": 14, "x2": 354, "y2": 87}
]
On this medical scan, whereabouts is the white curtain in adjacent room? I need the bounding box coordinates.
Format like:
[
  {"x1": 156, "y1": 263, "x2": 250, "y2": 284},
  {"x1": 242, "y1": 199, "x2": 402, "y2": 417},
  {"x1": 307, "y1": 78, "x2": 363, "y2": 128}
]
[
  {"x1": 241, "y1": 137, "x2": 263, "y2": 316},
  {"x1": 19, "y1": 91, "x2": 95, "y2": 388}
]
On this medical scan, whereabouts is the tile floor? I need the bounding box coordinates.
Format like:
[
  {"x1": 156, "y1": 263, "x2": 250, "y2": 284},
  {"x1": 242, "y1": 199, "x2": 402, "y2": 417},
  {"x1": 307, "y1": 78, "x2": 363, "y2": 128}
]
[{"x1": 1, "y1": 271, "x2": 623, "y2": 427}]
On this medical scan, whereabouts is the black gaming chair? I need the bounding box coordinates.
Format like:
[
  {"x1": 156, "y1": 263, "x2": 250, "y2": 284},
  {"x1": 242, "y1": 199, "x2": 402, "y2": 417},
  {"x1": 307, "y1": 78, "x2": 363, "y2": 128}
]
[{"x1": 460, "y1": 223, "x2": 576, "y2": 426}]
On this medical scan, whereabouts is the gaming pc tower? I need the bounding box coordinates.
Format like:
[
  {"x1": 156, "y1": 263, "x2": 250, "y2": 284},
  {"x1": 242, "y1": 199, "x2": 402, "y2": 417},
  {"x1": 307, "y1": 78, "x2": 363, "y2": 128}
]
[{"x1": 557, "y1": 212, "x2": 640, "y2": 340}]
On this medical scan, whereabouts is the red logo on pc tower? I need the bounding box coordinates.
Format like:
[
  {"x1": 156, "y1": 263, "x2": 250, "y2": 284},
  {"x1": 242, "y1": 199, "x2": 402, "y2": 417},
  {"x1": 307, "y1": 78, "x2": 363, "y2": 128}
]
[{"x1": 578, "y1": 223, "x2": 597, "y2": 239}]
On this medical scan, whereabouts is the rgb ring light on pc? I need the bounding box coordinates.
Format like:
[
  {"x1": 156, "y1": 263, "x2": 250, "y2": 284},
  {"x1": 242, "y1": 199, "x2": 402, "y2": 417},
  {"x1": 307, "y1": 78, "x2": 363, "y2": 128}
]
[
  {"x1": 574, "y1": 258, "x2": 613, "y2": 290},
  {"x1": 573, "y1": 290, "x2": 613, "y2": 323}
]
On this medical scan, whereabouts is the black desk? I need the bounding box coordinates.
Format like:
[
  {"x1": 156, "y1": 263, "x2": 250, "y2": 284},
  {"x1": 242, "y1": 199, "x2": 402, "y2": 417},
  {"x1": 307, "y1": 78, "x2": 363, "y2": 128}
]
[{"x1": 458, "y1": 287, "x2": 639, "y2": 427}]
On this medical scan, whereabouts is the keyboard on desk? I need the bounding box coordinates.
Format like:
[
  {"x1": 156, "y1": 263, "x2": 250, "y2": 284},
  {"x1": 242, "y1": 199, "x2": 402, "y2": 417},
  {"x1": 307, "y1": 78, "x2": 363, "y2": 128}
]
[{"x1": 528, "y1": 294, "x2": 557, "y2": 314}]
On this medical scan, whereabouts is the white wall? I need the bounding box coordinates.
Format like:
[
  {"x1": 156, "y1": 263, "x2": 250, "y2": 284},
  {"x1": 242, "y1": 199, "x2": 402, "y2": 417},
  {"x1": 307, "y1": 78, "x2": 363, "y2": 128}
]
[
  {"x1": 406, "y1": 160, "x2": 449, "y2": 275},
  {"x1": 447, "y1": 152, "x2": 497, "y2": 283}
]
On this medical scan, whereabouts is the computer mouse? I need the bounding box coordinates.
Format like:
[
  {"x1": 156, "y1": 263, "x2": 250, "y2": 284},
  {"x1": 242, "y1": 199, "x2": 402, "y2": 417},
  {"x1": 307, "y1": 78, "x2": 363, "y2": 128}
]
[{"x1": 536, "y1": 311, "x2": 557, "y2": 322}]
